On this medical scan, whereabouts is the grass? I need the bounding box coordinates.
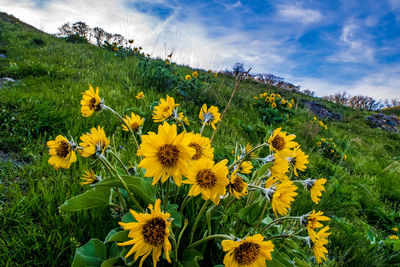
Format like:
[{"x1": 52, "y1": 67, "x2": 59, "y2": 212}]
[{"x1": 1, "y1": 12, "x2": 400, "y2": 266}]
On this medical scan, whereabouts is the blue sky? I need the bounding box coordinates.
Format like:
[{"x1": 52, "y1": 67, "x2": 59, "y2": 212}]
[{"x1": 1, "y1": 0, "x2": 400, "y2": 99}]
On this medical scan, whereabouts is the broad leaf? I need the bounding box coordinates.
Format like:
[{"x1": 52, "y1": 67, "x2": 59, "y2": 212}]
[
  {"x1": 59, "y1": 187, "x2": 111, "y2": 212},
  {"x1": 71, "y1": 238, "x2": 106, "y2": 267}
]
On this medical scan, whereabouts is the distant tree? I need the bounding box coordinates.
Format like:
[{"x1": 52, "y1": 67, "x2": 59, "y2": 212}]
[
  {"x1": 92, "y1": 27, "x2": 107, "y2": 46},
  {"x1": 303, "y1": 89, "x2": 315, "y2": 97},
  {"x1": 72, "y1": 21, "x2": 90, "y2": 38},
  {"x1": 111, "y1": 34, "x2": 125, "y2": 46},
  {"x1": 57, "y1": 22, "x2": 73, "y2": 37},
  {"x1": 232, "y1": 63, "x2": 245, "y2": 76}
]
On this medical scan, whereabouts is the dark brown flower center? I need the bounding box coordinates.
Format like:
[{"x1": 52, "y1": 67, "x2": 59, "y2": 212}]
[
  {"x1": 142, "y1": 217, "x2": 166, "y2": 246},
  {"x1": 231, "y1": 176, "x2": 244, "y2": 193},
  {"x1": 89, "y1": 98, "x2": 97, "y2": 109},
  {"x1": 234, "y1": 242, "x2": 260, "y2": 265},
  {"x1": 189, "y1": 142, "x2": 203, "y2": 160},
  {"x1": 290, "y1": 157, "x2": 297, "y2": 166},
  {"x1": 163, "y1": 106, "x2": 171, "y2": 112},
  {"x1": 272, "y1": 135, "x2": 285, "y2": 151},
  {"x1": 56, "y1": 141, "x2": 70, "y2": 158},
  {"x1": 157, "y1": 144, "x2": 179, "y2": 167},
  {"x1": 196, "y1": 169, "x2": 217, "y2": 188},
  {"x1": 130, "y1": 122, "x2": 140, "y2": 131}
]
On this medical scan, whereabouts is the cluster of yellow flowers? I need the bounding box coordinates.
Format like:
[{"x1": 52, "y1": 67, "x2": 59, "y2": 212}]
[
  {"x1": 254, "y1": 92, "x2": 294, "y2": 109},
  {"x1": 48, "y1": 85, "x2": 332, "y2": 266},
  {"x1": 389, "y1": 227, "x2": 399, "y2": 240},
  {"x1": 312, "y1": 116, "x2": 328, "y2": 130},
  {"x1": 316, "y1": 137, "x2": 347, "y2": 161}
]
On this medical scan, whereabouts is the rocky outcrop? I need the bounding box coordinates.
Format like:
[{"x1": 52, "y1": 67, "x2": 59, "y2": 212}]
[{"x1": 366, "y1": 113, "x2": 399, "y2": 132}]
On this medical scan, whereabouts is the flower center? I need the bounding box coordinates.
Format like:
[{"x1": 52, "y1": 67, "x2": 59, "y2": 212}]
[
  {"x1": 189, "y1": 142, "x2": 203, "y2": 160},
  {"x1": 89, "y1": 98, "x2": 97, "y2": 109},
  {"x1": 157, "y1": 144, "x2": 179, "y2": 167},
  {"x1": 163, "y1": 106, "x2": 171, "y2": 112},
  {"x1": 234, "y1": 242, "x2": 260, "y2": 265},
  {"x1": 142, "y1": 217, "x2": 166, "y2": 246},
  {"x1": 56, "y1": 141, "x2": 70, "y2": 158},
  {"x1": 290, "y1": 157, "x2": 297, "y2": 166},
  {"x1": 271, "y1": 135, "x2": 285, "y2": 151},
  {"x1": 130, "y1": 122, "x2": 139, "y2": 131},
  {"x1": 196, "y1": 169, "x2": 217, "y2": 189},
  {"x1": 203, "y1": 112, "x2": 214, "y2": 122},
  {"x1": 231, "y1": 176, "x2": 244, "y2": 193}
]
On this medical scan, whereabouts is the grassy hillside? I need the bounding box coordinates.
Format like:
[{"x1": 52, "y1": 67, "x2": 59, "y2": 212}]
[{"x1": 1, "y1": 13, "x2": 400, "y2": 266}]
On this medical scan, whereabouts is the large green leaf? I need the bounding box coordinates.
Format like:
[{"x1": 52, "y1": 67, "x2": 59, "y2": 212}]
[
  {"x1": 93, "y1": 175, "x2": 156, "y2": 203},
  {"x1": 181, "y1": 248, "x2": 204, "y2": 267},
  {"x1": 238, "y1": 198, "x2": 265, "y2": 225},
  {"x1": 59, "y1": 187, "x2": 111, "y2": 212},
  {"x1": 71, "y1": 238, "x2": 107, "y2": 267},
  {"x1": 104, "y1": 228, "x2": 129, "y2": 243}
]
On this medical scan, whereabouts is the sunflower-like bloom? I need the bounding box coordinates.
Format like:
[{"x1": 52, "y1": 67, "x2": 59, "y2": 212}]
[
  {"x1": 228, "y1": 170, "x2": 248, "y2": 199},
  {"x1": 80, "y1": 169, "x2": 100, "y2": 185},
  {"x1": 178, "y1": 112, "x2": 190, "y2": 126},
  {"x1": 192, "y1": 71, "x2": 198, "y2": 78},
  {"x1": 185, "y1": 75, "x2": 191, "y2": 80},
  {"x1": 138, "y1": 122, "x2": 195, "y2": 186},
  {"x1": 311, "y1": 226, "x2": 331, "y2": 264},
  {"x1": 239, "y1": 160, "x2": 253, "y2": 174},
  {"x1": 183, "y1": 158, "x2": 229, "y2": 205},
  {"x1": 152, "y1": 95, "x2": 179, "y2": 123},
  {"x1": 389, "y1": 235, "x2": 399, "y2": 240},
  {"x1": 122, "y1": 112, "x2": 144, "y2": 132},
  {"x1": 308, "y1": 178, "x2": 327, "y2": 204},
  {"x1": 199, "y1": 104, "x2": 221, "y2": 130},
  {"x1": 79, "y1": 126, "x2": 110, "y2": 158},
  {"x1": 118, "y1": 199, "x2": 171, "y2": 267},
  {"x1": 221, "y1": 234, "x2": 274, "y2": 267},
  {"x1": 184, "y1": 132, "x2": 214, "y2": 161},
  {"x1": 136, "y1": 91, "x2": 145, "y2": 99},
  {"x1": 271, "y1": 102, "x2": 277, "y2": 108},
  {"x1": 80, "y1": 84, "x2": 102, "y2": 117},
  {"x1": 289, "y1": 146, "x2": 309, "y2": 176},
  {"x1": 268, "y1": 128, "x2": 298, "y2": 157},
  {"x1": 245, "y1": 143, "x2": 256, "y2": 158},
  {"x1": 271, "y1": 180, "x2": 298, "y2": 216},
  {"x1": 305, "y1": 210, "x2": 330, "y2": 242},
  {"x1": 47, "y1": 135, "x2": 77, "y2": 169},
  {"x1": 270, "y1": 154, "x2": 289, "y2": 179}
]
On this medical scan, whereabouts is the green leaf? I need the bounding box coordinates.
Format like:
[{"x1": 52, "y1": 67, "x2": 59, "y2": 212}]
[
  {"x1": 121, "y1": 211, "x2": 136, "y2": 223},
  {"x1": 59, "y1": 187, "x2": 111, "y2": 212},
  {"x1": 93, "y1": 175, "x2": 156, "y2": 203},
  {"x1": 181, "y1": 248, "x2": 204, "y2": 267},
  {"x1": 71, "y1": 238, "x2": 106, "y2": 267},
  {"x1": 253, "y1": 162, "x2": 273, "y2": 180},
  {"x1": 238, "y1": 198, "x2": 265, "y2": 225},
  {"x1": 100, "y1": 256, "x2": 123, "y2": 267},
  {"x1": 104, "y1": 228, "x2": 129, "y2": 243}
]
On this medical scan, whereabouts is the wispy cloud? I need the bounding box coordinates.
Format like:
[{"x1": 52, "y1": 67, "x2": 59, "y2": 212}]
[{"x1": 276, "y1": 4, "x2": 322, "y2": 24}]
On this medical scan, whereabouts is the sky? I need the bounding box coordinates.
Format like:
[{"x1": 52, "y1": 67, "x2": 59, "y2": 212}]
[{"x1": 1, "y1": 0, "x2": 400, "y2": 99}]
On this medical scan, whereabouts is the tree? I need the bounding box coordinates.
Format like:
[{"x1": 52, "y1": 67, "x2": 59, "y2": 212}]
[
  {"x1": 232, "y1": 63, "x2": 245, "y2": 76},
  {"x1": 72, "y1": 21, "x2": 90, "y2": 38},
  {"x1": 57, "y1": 22, "x2": 73, "y2": 37},
  {"x1": 92, "y1": 27, "x2": 107, "y2": 46}
]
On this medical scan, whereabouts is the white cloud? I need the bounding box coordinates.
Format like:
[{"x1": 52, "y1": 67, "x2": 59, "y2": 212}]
[{"x1": 277, "y1": 4, "x2": 322, "y2": 24}]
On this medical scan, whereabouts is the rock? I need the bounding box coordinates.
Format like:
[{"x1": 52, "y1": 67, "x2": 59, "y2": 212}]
[
  {"x1": 365, "y1": 113, "x2": 399, "y2": 132},
  {"x1": 0, "y1": 77, "x2": 16, "y2": 88},
  {"x1": 0, "y1": 54, "x2": 6, "y2": 58},
  {"x1": 304, "y1": 101, "x2": 342, "y2": 120}
]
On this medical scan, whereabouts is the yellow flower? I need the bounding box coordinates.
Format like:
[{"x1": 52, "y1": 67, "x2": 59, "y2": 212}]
[
  {"x1": 138, "y1": 122, "x2": 195, "y2": 186},
  {"x1": 389, "y1": 235, "x2": 399, "y2": 240},
  {"x1": 184, "y1": 132, "x2": 214, "y2": 161},
  {"x1": 253, "y1": 96, "x2": 258, "y2": 100},
  {"x1": 270, "y1": 93, "x2": 276, "y2": 98},
  {"x1": 271, "y1": 102, "x2": 277, "y2": 108},
  {"x1": 305, "y1": 210, "x2": 330, "y2": 242},
  {"x1": 313, "y1": 116, "x2": 317, "y2": 121},
  {"x1": 221, "y1": 234, "x2": 274, "y2": 267},
  {"x1": 321, "y1": 138, "x2": 326, "y2": 142},
  {"x1": 268, "y1": 128, "x2": 298, "y2": 157},
  {"x1": 122, "y1": 112, "x2": 144, "y2": 132},
  {"x1": 265, "y1": 176, "x2": 280, "y2": 188},
  {"x1": 310, "y1": 226, "x2": 331, "y2": 264},
  {"x1": 245, "y1": 143, "x2": 256, "y2": 158},
  {"x1": 309, "y1": 178, "x2": 327, "y2": 204},
  {"x1": 270, "y1": 154, "x2": 289, "y2": 179},
  {"x1": 288, "y1": 103, "x2": 293, "y2": 108},
  {"x1": 239, "y1": 160, "x2": 253, "y2": 174},
  {"x1": 291, "y1": 99, "x2": 294, "y2": 104},
  {"x1": 80, "y1": 84, "x2": 102, "y2": 117},
  {"x1": 118, "y1": 199, "x2": 171, "y2": 267},
  {"x1": 228, "y1": 170, "x2": 248, "y2": 199},
  {"x1": 316, "y1": 141, "x2": 321, "y2": 147},
  {"x1": 260, "y1": 93, "x2": 267, "y2": 98},
  {"x1": 271, "y1": 180, "x2": 298, "y2": 216},
  {"x1": 199, "y1": 104, "x2": 221, "y2": 130},
  {"x1": 183, "y1": 158, "x2": 229, "y2": 205},
  {"x1": 80, "y1": 169, "x2": 99, "y2": 185},
  {"x1": 277, "y1": 94, "x2": 281, "y2": 99},
  {"x1": 152, "y1": 95, "x2": 179, "y2": 123},
  {"x1": 393, "y1": 227, "x2": 398, "y2": 232},
  {"x1": 289, "y1": 146, "x2": 309, "y2": 176},
  {"x1": 192, "y1": 71, "x2": 198, "y2": 78},
  {"x1": 47, "y1": 135, "x2": 77, "y2": 169},
  {"x1": 185, "y1": 75, "x2": 192, "y2": 80},
  {"x1": 136, "y1": 91, "x2": 145, "y2": 99},
  {"x1": 214, "y1": 72, "x2": 218, "y2": 77},
  {"x1": 265, "y1": 96, "x2": 271, "y2": 102},
  {"x1": 281, "y1": 99, "x2": 286, "y2": 104},
  {"x1": 79, "y1": 126, "x2": 110, "y2": 158},
  {"x1": 165, "y1": 59, "x2": 170, "y2": 65}
]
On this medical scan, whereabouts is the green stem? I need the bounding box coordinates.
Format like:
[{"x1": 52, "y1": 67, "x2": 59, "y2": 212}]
[
  {"x1": 169, "y1": 232, "x2": 177, "y2": 266},
  {"x1": 179, "y1": 195, "x2": 191, "y2": 214},
  {"x1": 187, "y1": 234, "x2": 233, "y2": 250},
  {"x1": 99, "y1": 154, "x2": 143, "y2": 211},
  {"x1": 108, "y1": 150, "x2": 130, "y2": 175},
  {"x1": 164, "y1": 179, "x2": 170, "y2": 212},
  {"x1": 176, "y1": 219, "x2": 189, "y2": 262},
  {"x1": 254, "y1": 199, "x2": 268, "y2": 231},
  {"x1": 228, "y1": 143, "x2": 268, "y2": 171},
  {"x1": 260, "y1": 216, "x2": 301, "y2": 233},
  {"x1": 115, "y1": 187, "x2": 126, "y2": 211},
  {"x1": 200, "y1": 120, "x2": 207, "y2": 135},
  {"x1": 189, "y1": 200, "x2": 210, "y2": 245}
]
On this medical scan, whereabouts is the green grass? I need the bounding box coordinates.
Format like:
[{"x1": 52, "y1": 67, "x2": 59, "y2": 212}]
[{"x1": 1, "y1": 12, "x2": 400, "y2": 266}]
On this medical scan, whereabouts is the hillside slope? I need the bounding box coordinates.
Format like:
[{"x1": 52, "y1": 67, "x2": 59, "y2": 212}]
[{"x1": 1, "y1": 12, "x2": 400, "y2": 266}]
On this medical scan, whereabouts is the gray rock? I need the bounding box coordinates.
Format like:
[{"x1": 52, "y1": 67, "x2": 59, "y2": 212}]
[
  {"x1": 0, "y1": 77, "x2": 17, "y2": 88},
  {"x1": 304, "y1": 101, "x2": 342, "y2": 120},
  {"x1": 0, "y1": 54, "x2": 6, "y2": 58},
  {"x1": 366, "y1": 113, "x2": 399, "y2": 132}
]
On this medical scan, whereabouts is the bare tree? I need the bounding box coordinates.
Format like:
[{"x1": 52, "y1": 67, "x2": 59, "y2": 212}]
[
  {"x1": 111, "y1": 34, "x2": 125, "y2": 46},
  {"x1": 57, "y1": 22, "x2": 73, "y2": 37},
  {"x1": 72, "y1": 21, "x2": 90, "y2": 38},
  {"x1": 92, "y1": 27, "x2": 107, "y2": 46},
  {"x1": 232, "y1": 63, "x2": 245, "y2": 76}
]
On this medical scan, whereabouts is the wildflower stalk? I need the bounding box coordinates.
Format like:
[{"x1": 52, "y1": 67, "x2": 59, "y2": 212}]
[
  {"x1": 179, "y1": 195, "x2": 192, "y2": 214},
  {"x1": 103, "y1": 106, "x2": 140, "y2": 150},
  {"x1": 210, "y1": 68, "x2": 252, "y2": 143},
  {"x1": 168, "y1": 232, "x2": 178, "y2": 266},
  {"x1": 189, "y1": 200, "x2": 210, "y2": 245},
  {"x1": 164, "y1": 179, "x2": 170, "y2": 211},
  {"x1": 200, "y1": 120, "x2": 207, "y2": 135},
  {"x1": 228, "y1": 143, "x2": 268, "y2": 171},
  {"x1": 115, "y1": 187, "x2": 127, "y2": 211},
  {"x1": 187, "y1": 234, "x2": 233, "y2": 249},
  {"x1": 254, "y1": 199, "x2": 268, "y2": 231},
  {"x1": 176, "y1": 219, "x2": 189, "y2": 263},
  {"x1": 98, "y1": 154, "x2": 143, "y2": 211},
  {"x1": 260, "y1": 216, "x2": 301, "y2": 233},
  {"x1": 108, "y1": 150, "x2": 130, "y2": 175}
]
